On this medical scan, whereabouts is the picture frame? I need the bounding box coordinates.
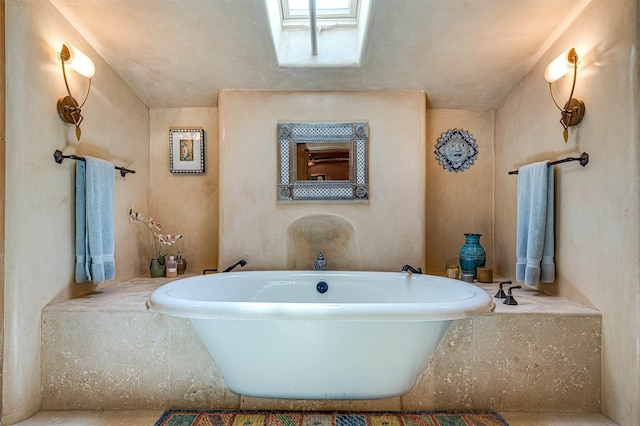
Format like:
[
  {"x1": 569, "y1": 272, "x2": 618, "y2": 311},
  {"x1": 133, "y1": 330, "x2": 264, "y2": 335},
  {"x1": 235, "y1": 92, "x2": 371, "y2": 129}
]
[{"x1": 169, "y1": 128, "x2": 205, "y2": 174}]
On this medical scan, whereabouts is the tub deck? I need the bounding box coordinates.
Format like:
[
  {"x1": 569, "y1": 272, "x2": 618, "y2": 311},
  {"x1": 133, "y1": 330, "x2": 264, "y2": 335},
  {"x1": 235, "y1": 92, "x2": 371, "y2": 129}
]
[
  {"x1": 44, "y1": 273, "x2": 598, "y2": 316},
  {"x1": 41, "y1": 274, "x2": 602, "y2": 414}
]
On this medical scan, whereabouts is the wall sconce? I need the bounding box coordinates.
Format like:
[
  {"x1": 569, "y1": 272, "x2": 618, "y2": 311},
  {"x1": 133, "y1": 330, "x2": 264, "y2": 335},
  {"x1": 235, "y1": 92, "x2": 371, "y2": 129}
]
[
  {"x1": 57, "y1": 43, "x2": 95, "y2": 141},
  {"x1": 544, "y1": 47, "x2": 585, "y2": 142}
]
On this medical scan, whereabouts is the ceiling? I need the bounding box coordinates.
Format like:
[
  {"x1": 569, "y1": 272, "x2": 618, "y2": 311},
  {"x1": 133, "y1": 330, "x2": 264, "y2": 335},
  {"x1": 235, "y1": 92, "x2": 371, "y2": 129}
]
[{"x1": 50, "y1": 0, "x2": 590, "y2": 110}]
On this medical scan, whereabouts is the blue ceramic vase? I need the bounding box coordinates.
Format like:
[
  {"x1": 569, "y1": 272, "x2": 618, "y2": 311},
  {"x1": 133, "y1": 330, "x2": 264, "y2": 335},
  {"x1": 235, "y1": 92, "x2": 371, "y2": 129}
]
[{"x1": 459, "y1": 233, "x2": 486, "y2": 279}]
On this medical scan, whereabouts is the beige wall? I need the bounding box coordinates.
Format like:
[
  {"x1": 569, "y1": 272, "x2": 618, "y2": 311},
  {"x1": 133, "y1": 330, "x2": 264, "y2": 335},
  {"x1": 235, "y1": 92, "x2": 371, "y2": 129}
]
[
  {"x1": 4, "y1": 1, "x2": 150, "y2": 423},
  {"x1": 150, "y1": 108, "x2": 219, "y2": 273},
  {"x1": 425, "y1": 109, "x2": 494, "y2": 275},
  {"x1": 495, "y1": 0, "x2": 639, "y2": 425},
  {"x1": 218, "y1": 91, "x2": 426, "y2": 272}
]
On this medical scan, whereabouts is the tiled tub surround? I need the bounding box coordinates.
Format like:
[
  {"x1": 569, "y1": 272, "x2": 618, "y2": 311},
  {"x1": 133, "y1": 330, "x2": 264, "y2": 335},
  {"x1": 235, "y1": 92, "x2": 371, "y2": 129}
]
[{"x1": 41, "y1": 276, "x2": 601, "y2": 413}]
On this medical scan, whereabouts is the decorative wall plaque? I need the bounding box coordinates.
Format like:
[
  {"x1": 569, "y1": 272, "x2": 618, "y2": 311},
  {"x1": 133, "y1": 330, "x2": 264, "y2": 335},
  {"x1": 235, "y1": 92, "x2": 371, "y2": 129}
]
[{"x1": 434, "y1": 129, "x2": 478, "y2": 173}]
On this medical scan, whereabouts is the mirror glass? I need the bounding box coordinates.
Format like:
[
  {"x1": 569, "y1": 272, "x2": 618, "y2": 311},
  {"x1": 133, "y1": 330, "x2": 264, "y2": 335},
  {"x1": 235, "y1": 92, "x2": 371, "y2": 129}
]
[
  {"x1": 296, "y1": 142, "x2": 351, "y2": 181},
  {"x1": 277, "y1": 122, "x2": 369, "y2": 201}
]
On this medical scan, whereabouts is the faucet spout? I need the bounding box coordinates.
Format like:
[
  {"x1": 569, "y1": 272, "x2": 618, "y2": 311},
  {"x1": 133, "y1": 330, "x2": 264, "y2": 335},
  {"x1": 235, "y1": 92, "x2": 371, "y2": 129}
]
[
  {"x1": 314, "y1": 252, "x2": 327, "y2": 271},
  {"x1": 222, "y1": 259, "x2": 247, "y2": 273},
  {"x1": 401, "y1": 264, "x2": 422, "y2": 274}
]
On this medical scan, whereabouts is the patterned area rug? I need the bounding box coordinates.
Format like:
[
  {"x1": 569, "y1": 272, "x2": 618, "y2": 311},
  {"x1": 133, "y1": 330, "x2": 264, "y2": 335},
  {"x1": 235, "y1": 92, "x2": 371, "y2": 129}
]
[{"x1": 154, "y1": 410, "x2": 509, "y2": 426}]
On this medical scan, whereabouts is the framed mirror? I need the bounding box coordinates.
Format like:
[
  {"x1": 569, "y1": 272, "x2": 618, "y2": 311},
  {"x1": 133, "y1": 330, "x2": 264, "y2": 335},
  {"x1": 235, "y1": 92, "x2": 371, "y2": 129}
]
[{"x1": 277, "y1": 122, "x2": 369, "y2": 201}]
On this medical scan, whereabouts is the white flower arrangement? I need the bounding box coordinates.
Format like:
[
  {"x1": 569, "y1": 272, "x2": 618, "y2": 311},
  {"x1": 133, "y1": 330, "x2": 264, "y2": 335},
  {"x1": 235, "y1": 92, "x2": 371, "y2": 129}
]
[{"x1": 129, "y1": 209, "x2": 182, "y2": 261}]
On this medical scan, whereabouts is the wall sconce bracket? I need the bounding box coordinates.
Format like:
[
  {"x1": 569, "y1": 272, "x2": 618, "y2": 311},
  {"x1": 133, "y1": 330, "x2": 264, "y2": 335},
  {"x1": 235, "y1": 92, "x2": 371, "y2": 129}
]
[
  {"x1": 561, "y1": 98, "x2": 585, "y2": 127},
  {"x1": 57, "y1": 95, "x2": 83, "y2": 140},
  {"x1": 57, "y1": 95, "x2": 81, "y2": 124}
]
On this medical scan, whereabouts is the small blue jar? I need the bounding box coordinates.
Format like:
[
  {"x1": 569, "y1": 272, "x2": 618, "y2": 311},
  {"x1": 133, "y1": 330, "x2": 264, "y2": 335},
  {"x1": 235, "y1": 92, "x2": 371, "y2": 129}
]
[{"x1": 458, "y1": 233, "x2": 486, "y2": 279}]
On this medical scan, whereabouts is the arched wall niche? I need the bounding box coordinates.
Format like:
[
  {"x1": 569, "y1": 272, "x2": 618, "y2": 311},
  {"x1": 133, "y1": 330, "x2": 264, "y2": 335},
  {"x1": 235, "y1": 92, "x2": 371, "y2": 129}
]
[{"x1": 286, "y1": 214, "x2": 357, "y2": 270}]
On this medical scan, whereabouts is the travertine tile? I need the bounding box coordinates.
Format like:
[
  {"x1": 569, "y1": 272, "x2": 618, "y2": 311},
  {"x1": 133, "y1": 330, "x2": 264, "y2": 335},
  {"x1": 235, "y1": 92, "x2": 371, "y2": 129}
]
[
  {"x1": 473, "y1": 314, "x2": 601, "y2": 411},
  {"x1": 500, "y1": 411, "x2": 618, "y2": 425},
  {"x1": 44, "y1": 275, "x2": 181, "y2": 312},
  {"x1": 403, "y1": 311, "x2": 601, "y2": 412},
  {"x1": 474, "y1": 282, "x2": 600, "y2": 315},
  {"x1": 240, "y1": 396, "x2": 401, "y2": 411},
  {"x1": 13, "y1": 410, "x2": 165, "y2": 426},
  {"x1": 42, "y1": 311, "x2": 172, "y2": 410},
  {"x1": 167, "y1": 317, "x2": 240, "y2": 408},
  {"x1": 41, "y1": 309, "x2": 241, "y2": 410},
  {"x1": 402, "y1": 318, "x2": 474, "y2": 410}
]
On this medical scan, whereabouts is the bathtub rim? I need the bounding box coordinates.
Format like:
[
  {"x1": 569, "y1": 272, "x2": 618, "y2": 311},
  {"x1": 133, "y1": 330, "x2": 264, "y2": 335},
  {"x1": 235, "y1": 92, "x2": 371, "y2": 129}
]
[{"x1": 147, "y1": 270, "x2": 495, "y2": 321}]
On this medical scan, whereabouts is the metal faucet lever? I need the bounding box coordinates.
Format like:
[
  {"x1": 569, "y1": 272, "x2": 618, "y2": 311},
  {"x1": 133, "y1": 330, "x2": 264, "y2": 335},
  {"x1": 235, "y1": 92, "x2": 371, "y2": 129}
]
[
  {"x1": 222, "y1": 259, "x2": 247, "y2": 273},
  {"x1": 401, "y1": 264, "x2": 422, "y2": 274},
  {"x1": 503, "y1": 285, "x2": 522, "y2": 305},
  {"x1": 495, "y1": 281, "x2": 511, "y2": 298}
]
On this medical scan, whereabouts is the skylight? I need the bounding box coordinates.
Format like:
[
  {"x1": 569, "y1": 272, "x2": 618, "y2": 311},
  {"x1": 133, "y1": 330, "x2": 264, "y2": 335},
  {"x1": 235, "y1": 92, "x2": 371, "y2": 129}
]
[
  {"x1": 265, "y1": 0, "x2": 371, "y2": 67},
  {"x1": 282, "y1": 0, "x2": 358, "y2": 21}
]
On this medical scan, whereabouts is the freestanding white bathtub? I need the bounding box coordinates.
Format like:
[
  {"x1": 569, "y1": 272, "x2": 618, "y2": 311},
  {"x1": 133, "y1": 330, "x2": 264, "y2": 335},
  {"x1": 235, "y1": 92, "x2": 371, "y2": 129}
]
[{"x1": 147, "y1": 271, "x2": 494, "y2": 399}]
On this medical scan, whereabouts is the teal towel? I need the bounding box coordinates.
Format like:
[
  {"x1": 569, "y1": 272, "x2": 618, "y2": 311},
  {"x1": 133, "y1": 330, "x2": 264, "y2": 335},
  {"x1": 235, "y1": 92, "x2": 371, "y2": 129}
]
[
  {"x1": 75, "y1": 157, "x2": 115, "y2": 284},
  {"x1": 516, "y1": 161, "x2": 555, "y2": 287}
]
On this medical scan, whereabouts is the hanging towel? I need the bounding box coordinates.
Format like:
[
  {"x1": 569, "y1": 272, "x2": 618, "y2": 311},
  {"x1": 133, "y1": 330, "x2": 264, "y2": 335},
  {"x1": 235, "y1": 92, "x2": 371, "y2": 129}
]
[
  {"x1": 75, "y1": 157, "x2": 116, "y2": 284},
  {"x1": 516, "y1": 161, "x2": 555, "y2": 287}
]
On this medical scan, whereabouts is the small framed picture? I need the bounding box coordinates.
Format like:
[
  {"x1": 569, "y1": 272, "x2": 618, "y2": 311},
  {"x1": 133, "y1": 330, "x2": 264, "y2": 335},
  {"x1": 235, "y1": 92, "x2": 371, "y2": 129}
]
[
  {"x1": 169, "y1": 129, "x2": 205, "y2": 174},
  {"x1": 310, "y1": 174, "x2": 327, "y2": 181}
]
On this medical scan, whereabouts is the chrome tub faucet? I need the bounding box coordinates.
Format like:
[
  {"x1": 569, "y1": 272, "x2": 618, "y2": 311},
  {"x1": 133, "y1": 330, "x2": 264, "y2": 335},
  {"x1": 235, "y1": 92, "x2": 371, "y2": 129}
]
[{"x1": 314, "y1": 252, "x2": 327, "y2": 271}]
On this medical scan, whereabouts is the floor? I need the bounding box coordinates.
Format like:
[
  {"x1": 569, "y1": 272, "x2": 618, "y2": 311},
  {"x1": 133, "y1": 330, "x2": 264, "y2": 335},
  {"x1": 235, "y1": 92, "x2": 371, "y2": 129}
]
[{"x1": 12, "y1": 410, "x2": 619, "y2": 426}]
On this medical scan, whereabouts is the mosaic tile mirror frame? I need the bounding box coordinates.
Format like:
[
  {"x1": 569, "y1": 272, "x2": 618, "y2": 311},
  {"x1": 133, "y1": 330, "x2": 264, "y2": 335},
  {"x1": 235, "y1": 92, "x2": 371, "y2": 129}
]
[{"x1": 277, "y1": 122, "x2": 369, "y2": 201}]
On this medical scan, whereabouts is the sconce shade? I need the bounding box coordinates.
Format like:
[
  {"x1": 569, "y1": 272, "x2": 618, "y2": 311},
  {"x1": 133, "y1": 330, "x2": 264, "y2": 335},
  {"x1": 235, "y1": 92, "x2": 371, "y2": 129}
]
[
  {"x1": 57, "y1": 43, "x2": 94, "y2": 141},
  {"x1": 59, "y1": 43, "x2": 95, "y2": 78},
  {"x1": 544, "y1": 48, "x2": 577, "y2": 83}
]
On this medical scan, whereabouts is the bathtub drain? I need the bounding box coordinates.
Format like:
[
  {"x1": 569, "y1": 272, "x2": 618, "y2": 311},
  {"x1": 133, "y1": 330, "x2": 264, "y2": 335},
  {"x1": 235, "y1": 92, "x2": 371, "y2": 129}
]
[{"x1": 316, "y1": 281, "x2": 328, "y2": 294}]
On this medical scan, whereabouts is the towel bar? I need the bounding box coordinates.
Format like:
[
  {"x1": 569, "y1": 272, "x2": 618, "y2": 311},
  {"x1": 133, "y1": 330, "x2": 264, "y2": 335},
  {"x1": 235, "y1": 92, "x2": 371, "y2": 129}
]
[
  {"x1": 54, "y1": 149, "x2": 135, "y2": 177},
  {"x1": 508, "y1": 152, "x2": 589, "y2": 175}
]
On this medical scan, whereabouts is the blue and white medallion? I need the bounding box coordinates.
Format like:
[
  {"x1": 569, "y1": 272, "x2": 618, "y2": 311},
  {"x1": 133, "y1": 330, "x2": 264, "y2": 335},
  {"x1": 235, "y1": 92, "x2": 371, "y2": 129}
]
[{"x1": 434, "y1": 129, "x2": 478, "y2": 173}]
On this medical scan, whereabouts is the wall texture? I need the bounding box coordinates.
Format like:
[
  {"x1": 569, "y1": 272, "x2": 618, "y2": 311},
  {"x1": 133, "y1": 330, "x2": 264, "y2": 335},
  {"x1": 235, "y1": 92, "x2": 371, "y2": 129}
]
[
  {"x1": 150, "y1": 108, "x2": 219, "y2": 273},
  {"x1": 218, "y1": 91, "x2": 426, "y2": 272},
  {"x1": 4, "y1": 1, "x2": 150, "y2": 423},
  {"x1": 494, "y1": 0, "x2": 639, "y2": 424},
  {"x1": 425, "y1": 109, "x2": 494, "y2": 275}
]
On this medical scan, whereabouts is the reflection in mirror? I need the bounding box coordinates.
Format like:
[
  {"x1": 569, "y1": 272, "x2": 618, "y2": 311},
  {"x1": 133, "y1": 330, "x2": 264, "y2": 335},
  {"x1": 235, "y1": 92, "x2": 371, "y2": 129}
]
[
  {"x1": 278, "y1": 122, "x2": 369, "y2": 201},
  {"x1": 296, "y1": 143, "x2": 351, "y2": 181}
]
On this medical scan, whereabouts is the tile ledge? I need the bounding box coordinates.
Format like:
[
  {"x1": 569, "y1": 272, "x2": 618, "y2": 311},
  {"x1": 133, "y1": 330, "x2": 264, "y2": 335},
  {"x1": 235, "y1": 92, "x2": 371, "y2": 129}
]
[
  {"x1": 43, "y1": 273, "x2": 199, "y2": 312},
  {"x1": 475, "y1": 282, "x2": 600, "y2": 316},
  {"x1": 42, "y1": 274, "x2": 600, "y2": 317}
]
